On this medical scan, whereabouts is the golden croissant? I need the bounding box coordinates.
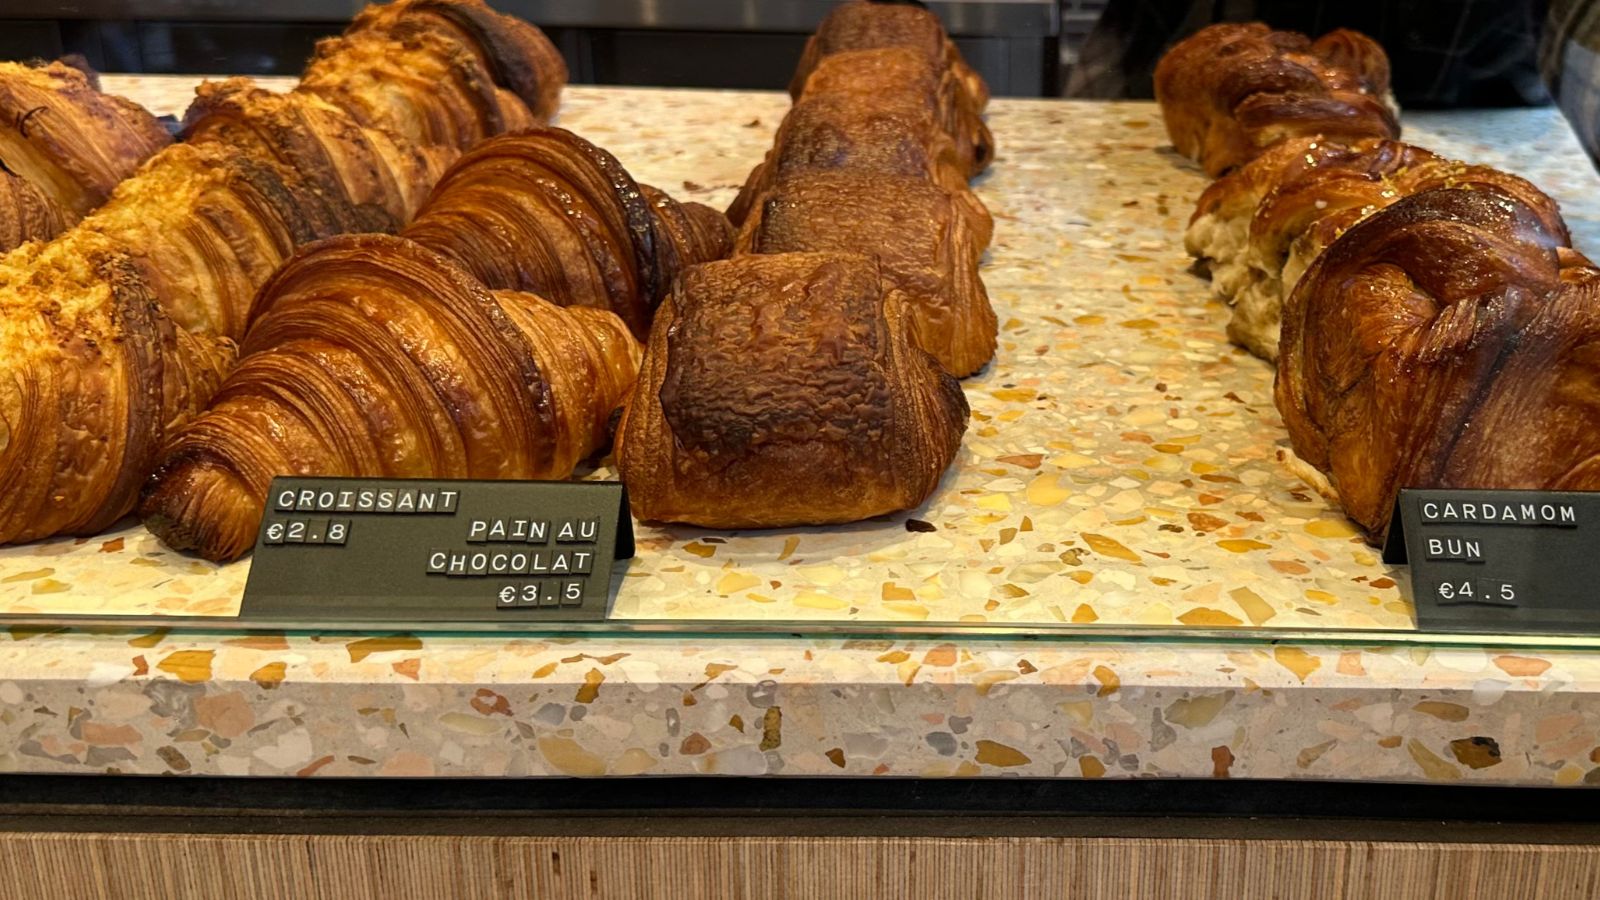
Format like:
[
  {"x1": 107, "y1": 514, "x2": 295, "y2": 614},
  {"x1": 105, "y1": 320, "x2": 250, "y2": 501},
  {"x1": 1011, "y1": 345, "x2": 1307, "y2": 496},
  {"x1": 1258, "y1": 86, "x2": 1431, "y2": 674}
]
[
  {"x1": 402, "y1": 128, "x2": 734, "y2": 339},
  {"x1": 0, "y1": 0, "x2": 566, "y2": 546},
  {"x1": 616, "y1": 251, "x2": 969, "y2": 528},
  {"x1": 1276, "y1": 187, "x2": 1596, "y2": 539},
  {"x1": 0, "y1": 59, "x2": 172, "y2": 251},
  {"x1": 180, "y1": 79, "x2": 449, "y2": 237},
  {"x1": 736, "y1": 170, "x2": 996, "y2": 377},
  {"x1": 1154, "y1": 23, "x2": 1399, "y2": 177},
  {"x1": 298, "y1": 0, "x2": 565, "y2": 149},
  {"x1": 142, "y1": 234, "x2": 641, "y2": 561},
  {"x1": 336, "y1": 0, "x2": 566, "y2": 125},
  {"x1": 1188, "y1": 137, "x2": 1569, "y2": 360}
]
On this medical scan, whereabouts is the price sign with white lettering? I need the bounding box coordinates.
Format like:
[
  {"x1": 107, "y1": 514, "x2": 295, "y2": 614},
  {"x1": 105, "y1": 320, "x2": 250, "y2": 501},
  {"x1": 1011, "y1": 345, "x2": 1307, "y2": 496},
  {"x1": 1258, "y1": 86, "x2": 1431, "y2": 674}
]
[
  {"x1": 241, "y1": 477, "x2": 633, "y2": 623},
  {"x1": 1383, "y1": 489, "x2": 1598, "y2": 633}
]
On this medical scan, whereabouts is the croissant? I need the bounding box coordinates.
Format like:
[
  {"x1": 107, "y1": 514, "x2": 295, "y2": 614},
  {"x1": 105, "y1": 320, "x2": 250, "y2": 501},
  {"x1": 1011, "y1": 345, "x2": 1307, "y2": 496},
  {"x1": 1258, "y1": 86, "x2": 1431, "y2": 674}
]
[
  {"x1": 1189, "y1": 137, "x2": 1569, "y2": 360},
  {"x1": 789, "y1": 1, "x2": 989, "y2": 118},
  {"x1": 0, "y1": 59, "x2": 172, "y2": 251},
  {"x1": 401, "y1": 128, "x2": 733, "y2": 339},
  {"x1": 141, "y1": 234, "x2": 640, "y2": 561},
  {"x1": 339, "y1": 0, "x2": 566, "y2": 125},
  {"x1": 615, "y1": 251, "x2": 969, "y2": 528},
  {"x1": 735, "y1": 171, "x2": 996, "y2": 376},
  {"x1": 797, "y1": 48, "x2": 993, "y2": 179},
  {"x1": 1275, "y1": 187, "x2": 1590, "y2": 538},
  {"x1": 0, "y1": 231, "x2": 237, "y2": 543},
  {"x1": 0, "y1": 0, "x2": 565, "y2": 545},
  {"x1": 180, "y1": 79, "x2": 447, "y2": 240},
  {"x1": 727, "y1": 87, "x2": 978, "y2": 227},
  {"x1": 298, "y1": 0, "x2": 564, "y2": 150},
  {"x1": 1154, "y1": 23, "x2": 1399, "y2": 177}
]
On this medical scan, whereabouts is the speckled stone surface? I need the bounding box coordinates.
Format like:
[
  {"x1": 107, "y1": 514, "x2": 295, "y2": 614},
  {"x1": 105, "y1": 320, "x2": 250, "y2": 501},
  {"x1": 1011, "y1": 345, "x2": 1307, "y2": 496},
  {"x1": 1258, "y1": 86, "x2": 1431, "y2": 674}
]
[
  {"x1": 8, "y1": 80, "x2": 1598, "y2": 636},
  {"x1": 2, "y1": 78, "x2": 1600, "y2": 783}
]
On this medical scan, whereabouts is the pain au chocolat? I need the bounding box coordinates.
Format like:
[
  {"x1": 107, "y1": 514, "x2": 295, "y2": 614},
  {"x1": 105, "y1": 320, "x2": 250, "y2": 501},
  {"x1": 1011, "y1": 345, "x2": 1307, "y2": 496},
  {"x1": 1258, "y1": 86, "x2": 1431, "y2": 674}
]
[
  {"x1": 789, "y1": 1, "x2": 989, "y2": 122},
  {"x1": 735, "y1": 170, "x2": 996, "y2": 377},
  {"x1": 729, "y1": 48, "x2": 979, "y2": 227},
  {"x1": 616, "y1": 251, "x2": 968, "y2": 528}
]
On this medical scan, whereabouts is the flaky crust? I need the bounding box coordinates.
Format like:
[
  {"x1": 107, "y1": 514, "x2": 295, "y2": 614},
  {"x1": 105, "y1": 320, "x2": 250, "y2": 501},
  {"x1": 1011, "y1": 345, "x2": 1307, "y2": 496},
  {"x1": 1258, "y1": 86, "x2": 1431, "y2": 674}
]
[
  {"x1": 342, "y1": 0, "x2": 567, "y2": 124},
  {"x1": 736, "y1": 171, "x2": 996, "y2": 376},
  {"x1": 1155, "y1": 24, "x2": 1398, "y2": 177},
  {"x1": 1189, "y1": 137, "x2": 1570, "y2": 360},
  {"x1": 1275, "y1": 187, "x2": 1578, "y2": 539},
  {"x1": 0, "y1": 234, "x2": 235, "y2": 543},
  {"x1": 616, "y1": 252, "x2": 968, "y2": 528},
  {"x1": 1444, "y1": 278, "x2": 1600, "y2": 493},
  {"x1": 141, "y1": 234, "x2": 641, "y2": 561},
  {"x1": 182, "y1": 79, "x2": 448, "y2": 239},
  {"x1": 0, "y1": 59, "x2": 171, "y2": 250},
  {"x1": 728, "y1": 89, "x2": 977, "y2": 226},
  {"x1": 0, "y1": 0, "x2": 567, "y2": 546},
  {"x1": 788, "y1": 2, "x2": 988, "y2": 115},
  {"x1": 402, "y1": 128, "x2": 733, "y2": 339},
  {"x1": 77, "y1": 142, "x2": 386, "y2": 341},
  {"x1": 0, "y1": 171, "x2": 67, "y2": 252},
  {"x1": 795, "y1": 48, "x2": 993, "y2": 178}
]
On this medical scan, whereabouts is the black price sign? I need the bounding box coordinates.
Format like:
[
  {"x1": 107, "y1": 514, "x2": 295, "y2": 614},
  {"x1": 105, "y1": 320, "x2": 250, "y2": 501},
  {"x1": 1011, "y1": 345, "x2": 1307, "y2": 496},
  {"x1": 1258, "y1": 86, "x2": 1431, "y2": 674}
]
[
  {"x1": 241, "y1": 477, "x2": 634, "y2": 624},
  {"x1": 1383, "y1": 489, "x2": 1596, "y2": 634}
]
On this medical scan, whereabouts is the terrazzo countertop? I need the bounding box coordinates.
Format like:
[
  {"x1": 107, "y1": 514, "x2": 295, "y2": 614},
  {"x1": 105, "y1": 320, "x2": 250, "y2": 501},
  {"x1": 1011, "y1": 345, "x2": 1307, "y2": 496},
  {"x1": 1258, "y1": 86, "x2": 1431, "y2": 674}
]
[{"x1": 2, "y1": 77, "x2": 1600, "y2": 784}]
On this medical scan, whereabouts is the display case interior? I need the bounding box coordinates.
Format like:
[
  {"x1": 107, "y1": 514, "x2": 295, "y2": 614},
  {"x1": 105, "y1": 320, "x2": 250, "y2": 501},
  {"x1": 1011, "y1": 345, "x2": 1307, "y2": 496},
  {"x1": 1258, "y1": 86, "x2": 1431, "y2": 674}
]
[{"x1": 4, "y1": 69, "x2": 1599, "y2": 647}]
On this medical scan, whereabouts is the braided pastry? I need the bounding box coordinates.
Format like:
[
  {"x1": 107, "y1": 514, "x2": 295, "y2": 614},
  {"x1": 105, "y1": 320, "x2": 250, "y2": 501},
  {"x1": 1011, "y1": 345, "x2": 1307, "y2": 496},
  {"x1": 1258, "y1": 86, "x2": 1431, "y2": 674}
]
[
  {"x1": 141, "y1": 235, "x2": 640, "y2": 561},
  {"x1": 401, "y1": 128, "x2": 733, "y2": 339},
  {"x1": 616, "y1": 251, "x2": 968, "y2": 528},
  {"x1": 1275, "y1": 187, "x2": 1594, "y2": 538},
  {"x1": 1189, "y1": 137, "x2": 1569, "y2": 360},
  {"x1": 0, "y1": 59, "x2": 171, "y2": 252},
  {"x1": 1155, "y1": 23, "x2": 1399, "y2": 177}
]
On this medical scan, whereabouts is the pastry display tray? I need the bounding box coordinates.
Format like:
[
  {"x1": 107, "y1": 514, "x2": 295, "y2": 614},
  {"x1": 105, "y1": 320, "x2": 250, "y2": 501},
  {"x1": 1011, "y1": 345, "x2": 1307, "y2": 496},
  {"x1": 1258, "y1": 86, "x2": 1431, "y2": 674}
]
[{"x1": 5, "y1": 81, "x2": 1600, "y2": 649}]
